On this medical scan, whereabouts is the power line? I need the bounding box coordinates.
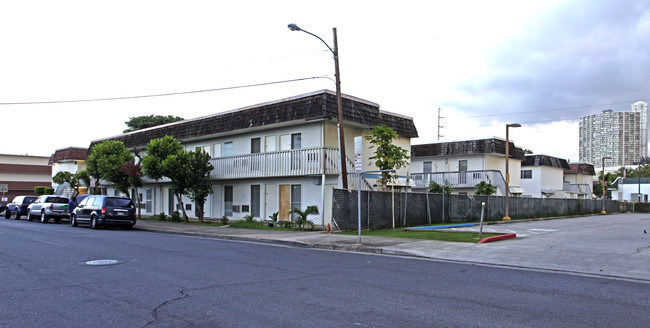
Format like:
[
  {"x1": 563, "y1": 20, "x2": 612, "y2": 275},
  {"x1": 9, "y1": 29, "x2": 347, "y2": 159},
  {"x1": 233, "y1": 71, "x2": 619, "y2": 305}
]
[
  {"x1": 0, "y1": 76, "x2": 330, "y2": 105},
  {"x1": 466, "y1": 99, "x2": 650, "y2": 119}
]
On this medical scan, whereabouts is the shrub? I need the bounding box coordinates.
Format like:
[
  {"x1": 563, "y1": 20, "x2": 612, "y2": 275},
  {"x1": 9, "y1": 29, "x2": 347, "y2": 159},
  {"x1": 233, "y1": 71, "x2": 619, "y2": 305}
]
[
  {"x1": 269, "y1": 212, "x2": 279, "y2": 223},
  {"x1": 220, "y1": 215, "x2": 229, "y2": 225},
  {"x1": 169, "y1": 211, "x2": 182, "y2": 222},
  {"x1": 156, "y1": 212, "x2": 168, "y2": 221},
  {"x1": 244, "y1": 214, "x2": 254, "y2": 222},
  {"x1": 34, "y1": 186, "x2": 46, "y2": 195},
  {"x1": 289, "y1": 206, "x2": 318, "y2": 231},
  {"x1": 44, "y1": 187, "x2": 55, "y2": 195},
  {"x1": 427, "y1": 180, "x2": 451, "y2": 194},
  {"x1": 474, "y1": 181, "x2": 495, "y2": 195}
]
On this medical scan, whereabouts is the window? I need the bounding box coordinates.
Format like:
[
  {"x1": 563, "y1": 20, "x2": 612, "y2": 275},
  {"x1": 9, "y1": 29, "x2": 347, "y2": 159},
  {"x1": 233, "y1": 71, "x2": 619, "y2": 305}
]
[
  {"x1": 251, "y1": 138, "x2": 261, "y2": 154},
  {"x1": 251, "y1": 185, "x2": 260, "y2": 218},
  {"x1": 251, "y1": 138, "x2": 261, "y2": 171},
  {"x1": 92, "y1": 197, "x2": 103, "y2": 206},
  {"x1": 224, "y1": 186, "x2": 233, "y2": 216},
  {"x1": 423, "y1": 161, "x2": 432, "y2": 173},
  {"x1": 290, "y1": 185, "x2": 301, "y2": 221},
  {"x1": 146, "y1": 189, "x2": 152, "y2": 212},
  {"x1": 224, "y1": 142, "x2": 233, "y2": 157},
  {"x1": 521, "y1": 170, "x2": 532, "y2": 179},
  {"x1": 214, "y1": 143, "x2": 222, "y2": 157}
]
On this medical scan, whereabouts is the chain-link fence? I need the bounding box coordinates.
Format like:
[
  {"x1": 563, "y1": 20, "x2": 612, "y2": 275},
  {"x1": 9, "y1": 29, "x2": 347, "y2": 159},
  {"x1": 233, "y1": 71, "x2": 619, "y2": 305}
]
[{"x1": 332, "y1": 189, "x2": 619, "y2": 230}]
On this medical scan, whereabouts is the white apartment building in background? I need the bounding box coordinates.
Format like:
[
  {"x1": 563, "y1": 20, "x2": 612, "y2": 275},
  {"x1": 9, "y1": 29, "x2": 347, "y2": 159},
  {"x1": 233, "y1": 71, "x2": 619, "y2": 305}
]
[{"x1": 579, "y1": 101, "x2": 648, "y2": 167}]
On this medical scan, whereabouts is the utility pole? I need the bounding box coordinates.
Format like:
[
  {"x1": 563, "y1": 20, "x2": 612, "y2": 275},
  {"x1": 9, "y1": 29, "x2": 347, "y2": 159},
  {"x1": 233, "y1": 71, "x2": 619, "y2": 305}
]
[{"x1": 437, "y1": 108, "x2": 444, "y2": 141}]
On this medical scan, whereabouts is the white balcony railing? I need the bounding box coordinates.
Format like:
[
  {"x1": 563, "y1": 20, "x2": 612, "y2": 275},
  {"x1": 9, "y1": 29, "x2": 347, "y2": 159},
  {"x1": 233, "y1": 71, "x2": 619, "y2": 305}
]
[
  {"x1": 411, "y1": 170, "x2": 508, "y2": 195},
  {"x1": 210, "y1": 147, "x2": 341, "y2": 180}
]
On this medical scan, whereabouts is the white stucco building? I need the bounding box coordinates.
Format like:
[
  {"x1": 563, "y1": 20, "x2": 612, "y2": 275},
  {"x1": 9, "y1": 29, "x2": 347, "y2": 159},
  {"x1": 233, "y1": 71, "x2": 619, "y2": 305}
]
[{"x1": 89, "y1": 90, "x2": 418, "y2": 226}]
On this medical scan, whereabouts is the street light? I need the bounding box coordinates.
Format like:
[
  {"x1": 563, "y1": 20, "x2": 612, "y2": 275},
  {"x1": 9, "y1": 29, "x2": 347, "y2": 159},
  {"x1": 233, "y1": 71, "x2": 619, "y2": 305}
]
[
  {"x1": 288, "y1": 23, "x2": 348, "y2": 189},
  {"x1": 601, "y1": 156, "x2": 612, "y2": 214},
  {"x1": 503, "y1": 123, "x2": 521, "y2": 221}
]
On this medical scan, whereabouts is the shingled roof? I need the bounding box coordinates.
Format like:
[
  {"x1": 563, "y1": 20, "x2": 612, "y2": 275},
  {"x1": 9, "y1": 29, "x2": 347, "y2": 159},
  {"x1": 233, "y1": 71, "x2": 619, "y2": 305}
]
[
  {"x1": 89, "y1": 90, "x2": 418, "y2": 150},
  {"x1": 410, "y1": 138, "x2": 525, "y2": 160},
  {"x1": 48, "y1": 147, "x2": 89, "y2": 165},
  {"x1": 523, "y1": 154, "x2": 571, "y2": 170},
  {"x1": 564, "y1": 163, "x2": 596, "y2": 175}
]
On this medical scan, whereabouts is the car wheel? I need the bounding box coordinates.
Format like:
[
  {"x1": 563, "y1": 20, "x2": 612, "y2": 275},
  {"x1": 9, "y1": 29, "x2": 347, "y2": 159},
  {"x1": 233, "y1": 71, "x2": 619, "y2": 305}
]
[
  {"x1": 26, "y1": 212, "x2": 34, "y2": 221},
  {"x1": 91, "y1": 216, "x2": 99, "y2": 229},
  {"x1": 40, "y1": 212, "x2": 48, "y2": 223},
  {"x1": 5, "y1": 210, "x2": 10, "y2": 219},
  {"x1": 70, "y1": 215, "x2": 78, "y2": 227},
  {"x1": 14, "y1": 213, "x2": 21, "y2": 220}
]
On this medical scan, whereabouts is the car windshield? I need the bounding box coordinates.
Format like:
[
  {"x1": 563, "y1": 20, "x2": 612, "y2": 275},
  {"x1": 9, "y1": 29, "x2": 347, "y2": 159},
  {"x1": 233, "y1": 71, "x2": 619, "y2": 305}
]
[
  {"x1": 105, "y1": 198, "x2": 133, "y2": 207},
  {"x1": 48, "y1": 197, "x2": 68, "y2": 204},
  {"x1": 24, "y1": 197, "x2": 37, "y2": 203}
]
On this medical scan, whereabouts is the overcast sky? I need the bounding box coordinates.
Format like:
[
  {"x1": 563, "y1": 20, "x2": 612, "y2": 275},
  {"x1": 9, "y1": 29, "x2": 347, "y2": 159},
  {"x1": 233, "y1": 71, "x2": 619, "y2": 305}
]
[{"x1": 2, "y1": 0, "x2": 649, "y2": 164}]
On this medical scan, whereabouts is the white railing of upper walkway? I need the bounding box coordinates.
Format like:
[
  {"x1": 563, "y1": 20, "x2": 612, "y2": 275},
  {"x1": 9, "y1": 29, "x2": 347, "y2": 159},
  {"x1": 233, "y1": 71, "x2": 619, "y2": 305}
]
[
  {"x1": 209, "y1": 147, "x2": 341, "y2": 180},
  {"x1": 410, "y1": 170, "x2": 508, "y2": 195}
]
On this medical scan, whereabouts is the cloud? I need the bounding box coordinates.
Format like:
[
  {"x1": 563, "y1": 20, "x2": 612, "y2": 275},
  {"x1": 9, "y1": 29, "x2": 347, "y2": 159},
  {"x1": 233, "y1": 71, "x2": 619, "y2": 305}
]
[{"x1": 445, "y1": 0, "x2": 650, "y2": 123}]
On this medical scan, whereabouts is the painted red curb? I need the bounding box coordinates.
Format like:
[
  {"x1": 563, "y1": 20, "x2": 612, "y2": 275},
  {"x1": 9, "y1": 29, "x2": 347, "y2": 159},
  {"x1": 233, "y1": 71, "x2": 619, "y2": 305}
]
[{"x1": 478, "y1": 233, "x2": 516, "y2": 243}]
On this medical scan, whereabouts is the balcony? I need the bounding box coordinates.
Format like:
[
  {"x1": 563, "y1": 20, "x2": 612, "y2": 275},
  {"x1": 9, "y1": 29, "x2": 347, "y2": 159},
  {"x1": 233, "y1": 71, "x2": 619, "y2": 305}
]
[
  {"x1": 411, "y1": 170, "x2": 508, "y2": 195},
  {"x1": 210, "y1": 147, "x2": 341, "y2": 180}
]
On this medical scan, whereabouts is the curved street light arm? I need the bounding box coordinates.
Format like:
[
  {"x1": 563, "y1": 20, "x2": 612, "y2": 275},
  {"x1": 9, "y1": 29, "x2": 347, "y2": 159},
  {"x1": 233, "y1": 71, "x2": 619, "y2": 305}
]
[{"x1": 287, "y1": 24, "x2": 335, "y2": 55}]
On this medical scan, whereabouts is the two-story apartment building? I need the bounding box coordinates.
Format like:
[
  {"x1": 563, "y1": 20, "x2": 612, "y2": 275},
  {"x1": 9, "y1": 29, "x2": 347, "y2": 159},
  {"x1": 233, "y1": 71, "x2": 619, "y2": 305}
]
[
  {"x1": 49, "y1": 147, "x2": 89, "y2": 197},
  {"x1": 520, "y1": 154, "x2": 571, "y2": 198},
  {"x1": 410, "y1": 138, "x2": 525, "y2": 196},
  {"x1": 563, "y1": 162, "x2": 595, "y2": 199},
  {"x1": 88, "y1": 90, "x2": 418, "y2": 226}
]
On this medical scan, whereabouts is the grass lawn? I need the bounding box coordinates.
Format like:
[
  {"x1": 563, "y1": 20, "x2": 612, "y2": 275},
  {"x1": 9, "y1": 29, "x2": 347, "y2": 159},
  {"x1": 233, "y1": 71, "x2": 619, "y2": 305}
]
[{"x1": 339, "y1": 229, "x2": 501, "y2": 243}]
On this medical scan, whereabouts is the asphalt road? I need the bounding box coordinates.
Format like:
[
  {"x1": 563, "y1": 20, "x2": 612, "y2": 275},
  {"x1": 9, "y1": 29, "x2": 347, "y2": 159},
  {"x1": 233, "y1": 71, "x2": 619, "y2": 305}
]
[{"x1": 1, "y1": 218, "x2": 649, "y2": 327}]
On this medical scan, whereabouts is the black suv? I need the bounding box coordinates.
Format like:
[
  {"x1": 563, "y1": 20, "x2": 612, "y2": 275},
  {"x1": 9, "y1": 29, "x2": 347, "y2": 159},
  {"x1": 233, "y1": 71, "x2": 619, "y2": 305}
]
[
  {"x1": 71, "y1": 195, "x2": 136, "y2": 229},
  {"x1": 4, "y1": 196, "x2": 38, "y2": 220}
]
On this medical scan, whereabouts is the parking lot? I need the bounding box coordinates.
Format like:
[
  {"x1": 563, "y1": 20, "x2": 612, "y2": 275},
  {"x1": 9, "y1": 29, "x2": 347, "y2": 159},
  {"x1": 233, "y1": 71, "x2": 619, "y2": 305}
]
[{"x1": 386, "y1": 213, "x2": 650, "y2": 281}]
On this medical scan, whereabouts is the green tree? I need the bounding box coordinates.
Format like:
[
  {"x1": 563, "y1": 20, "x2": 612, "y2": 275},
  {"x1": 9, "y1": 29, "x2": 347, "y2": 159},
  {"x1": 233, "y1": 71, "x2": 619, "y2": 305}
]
[
  {"x1": 185, "y1": 149, "x2": 214, "y2": 223},
  {"x1": 427, "y1": 180, "x2": 451, "y2": 194},
  {"x1": 523, "y1": 149, "x2": 534, "y2": 155},
  {"x1": 123, "y1": 115, "x2": 184, "y2": 133},
  {"x1": 52, "y1": 171, "x2": 81, "y2": 196},
  {"x1": 120, "y1": 161, "x2": 144, "y2": 218},
  {"x1": 87, "y1": 140, "x2": 134, "y2": 196},
  {"x1": 142, "y1": 136, "x2": 191, "y2": 221},
  {"x1": 364, "y1": 124, "x2": 410, "y2": 190},
  {"x1": 474, "y1": 181, "x2": 495, "y2": 195},
  {"x1": 76, "y1": 170, "x2": 92, "y2": 194}
]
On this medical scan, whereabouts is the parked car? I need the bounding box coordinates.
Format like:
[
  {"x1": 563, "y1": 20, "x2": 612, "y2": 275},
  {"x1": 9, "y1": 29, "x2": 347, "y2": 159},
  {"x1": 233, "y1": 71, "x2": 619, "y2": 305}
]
[
  {"x1": 4, "y1": 196, "x2": 38, "y2": 220},
  {"x1": 26, "y1": 195, "x2": 70, "y2": 223},
  {"x1": 71, "y1": 195, "x2": 136, "y2": 229}
]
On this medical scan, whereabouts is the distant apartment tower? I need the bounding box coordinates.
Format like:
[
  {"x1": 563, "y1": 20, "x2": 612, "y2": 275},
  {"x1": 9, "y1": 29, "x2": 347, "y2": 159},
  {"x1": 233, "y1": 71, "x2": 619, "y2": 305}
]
[{"x1": 579, "y1": 101, "x2": 648, "y2": 166}]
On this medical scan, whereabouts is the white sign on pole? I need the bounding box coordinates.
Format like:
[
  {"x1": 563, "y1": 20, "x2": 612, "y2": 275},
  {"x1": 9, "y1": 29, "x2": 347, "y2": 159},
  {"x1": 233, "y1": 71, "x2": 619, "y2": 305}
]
[
  {"x1": 0, "y1": 184, "x2": 7, "y2": 193},
  {"x1": 354, "y1": 136, "x2": 363, "y2": 155},
  {"x1": 354, "y1": 136, "x2": 363, "y2": 173}
]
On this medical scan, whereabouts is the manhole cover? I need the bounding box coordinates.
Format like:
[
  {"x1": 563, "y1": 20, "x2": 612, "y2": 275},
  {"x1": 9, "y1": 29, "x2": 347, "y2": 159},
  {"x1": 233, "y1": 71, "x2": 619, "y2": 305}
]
[{"x1": 84, "y1": 259, "x2": 123, "y2": 266}]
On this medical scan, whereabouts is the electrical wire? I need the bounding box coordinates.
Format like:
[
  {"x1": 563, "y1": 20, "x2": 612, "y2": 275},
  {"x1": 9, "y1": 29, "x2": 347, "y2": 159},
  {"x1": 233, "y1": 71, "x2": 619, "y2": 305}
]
[
  {"x1": 0, "y1": 76, "x2": 330, "y2": 105},
  {"x1": 466, "y1": 99, "x2": 650, "y2": 119}
]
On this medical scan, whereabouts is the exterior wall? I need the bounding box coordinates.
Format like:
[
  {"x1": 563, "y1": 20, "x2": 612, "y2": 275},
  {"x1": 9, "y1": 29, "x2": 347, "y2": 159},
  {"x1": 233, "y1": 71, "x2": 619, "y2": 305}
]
[
  {"x1": 115, "y1": 175, "x2": 337, "y2": 225},
  {"x1": 520, "y1": 166, "x2": 566, "y2": 198},
  {"x1": 0, "y1": 154, "x2": 52, "y2": 201},
  {"x1": 520, "y1": 166, "x2": 542, "y2": 198},
  {"x1": 612, "y1": 183, "x2": 650, "y2": 202}
]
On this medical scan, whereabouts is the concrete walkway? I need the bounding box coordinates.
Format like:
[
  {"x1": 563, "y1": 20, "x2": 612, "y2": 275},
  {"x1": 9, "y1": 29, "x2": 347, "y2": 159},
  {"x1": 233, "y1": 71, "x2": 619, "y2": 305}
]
[{"x1": 135, "y1": 213, "x2": 650, "y2": 282}]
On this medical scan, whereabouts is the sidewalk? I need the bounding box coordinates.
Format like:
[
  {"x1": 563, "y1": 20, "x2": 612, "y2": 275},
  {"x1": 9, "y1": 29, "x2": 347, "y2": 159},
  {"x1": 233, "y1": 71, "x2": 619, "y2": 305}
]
[{"x1": 134, "y1": 214, "x2": 650, "y2": 282}]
